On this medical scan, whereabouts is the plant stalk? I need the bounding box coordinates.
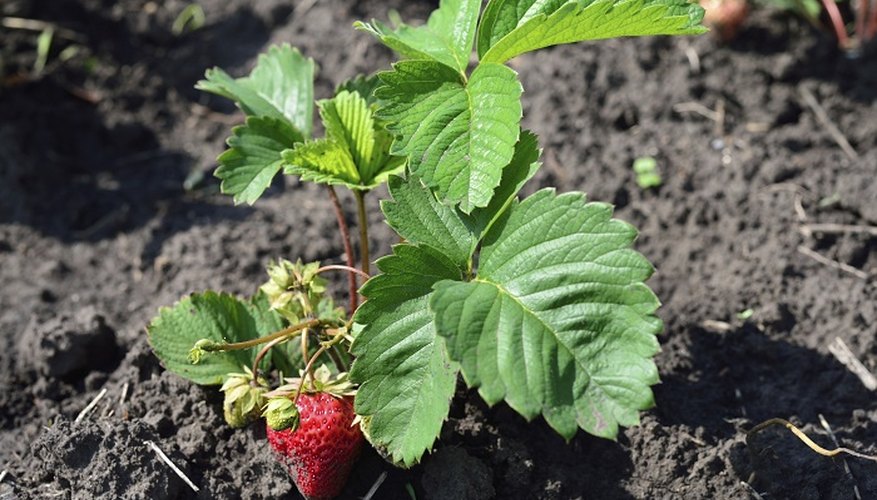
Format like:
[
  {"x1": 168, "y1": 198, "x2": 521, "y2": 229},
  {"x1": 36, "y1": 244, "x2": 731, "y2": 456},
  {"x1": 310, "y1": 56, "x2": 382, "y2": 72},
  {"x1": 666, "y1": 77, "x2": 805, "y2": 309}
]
[
  {"x1": 326, "y1": 185, "x2": 358, "y2": 316},
  {"x1": 293, "y1": 335, "x2": 345, "y2": 404},
  {"x1": 354, "y1": 189, "x2": 370, "y2": 276},
  {"x1": 252, "y1": 335, "x2": 288, "y2": 381},
  {"x1": 316, "y1": 264, "x2": 370, "y2": 280},
  {"x1": 821, "y1": 0, "x2": 852, "y2": 49},
  {"x1": 205, "y1": 319, "x2": 321, "y2": 352}
]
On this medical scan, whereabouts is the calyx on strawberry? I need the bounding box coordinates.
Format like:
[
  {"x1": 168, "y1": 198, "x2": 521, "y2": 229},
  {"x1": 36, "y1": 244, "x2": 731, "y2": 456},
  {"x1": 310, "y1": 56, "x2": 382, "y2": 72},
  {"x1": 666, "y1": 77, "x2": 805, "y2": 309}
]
[{"x1": 265, "y1": 366, "x2": 362, "y2": 500}]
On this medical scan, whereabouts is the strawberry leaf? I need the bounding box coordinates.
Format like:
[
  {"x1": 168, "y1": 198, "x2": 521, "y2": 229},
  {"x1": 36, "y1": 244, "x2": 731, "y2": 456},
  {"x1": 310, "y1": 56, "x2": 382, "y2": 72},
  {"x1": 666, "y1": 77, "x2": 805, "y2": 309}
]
[
  {"x1": 355, "y1": 0, "x2": 482, "y2": 74},
  {"x1": 430, "y1": 189, "x2": 662, "y2": 440},
  {"x1": 376, "y1": 60, "x2": 523, "y2": 213},
  {"x1": 381, "y1": 175, "x2": 477, "y2": 269},
  {"x1": 216, "y1": 116, "x2": 302, "y2": 205},
  {"x1": 478, "y1": 0, "x2": 707, "y2": 64},
  {"x1": 350, "y1": 245, "x2": 462, "y2": 467},
  {"x1": 283, "y1": 90, "x2": 405, "y2": 190},
  {"x1": 147, "y1": 291, "x2": 283, "y2": 385},
  {"x1": 197, "y1": 44, "x2": 315, "y2": 136},
  {"x1": 380, "y1": 130, "x2": 541, "y2": 268}
]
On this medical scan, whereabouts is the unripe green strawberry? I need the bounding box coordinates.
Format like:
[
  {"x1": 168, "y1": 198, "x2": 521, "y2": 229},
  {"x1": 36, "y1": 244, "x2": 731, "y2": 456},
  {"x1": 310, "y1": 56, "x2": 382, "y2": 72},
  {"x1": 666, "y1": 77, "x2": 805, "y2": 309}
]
[
  {"x1": 266, "y1": 393, "x2": 363, "y2": 500},
  {"x1": 220, "y1": 369, "x2": 266, "y2": 429}
]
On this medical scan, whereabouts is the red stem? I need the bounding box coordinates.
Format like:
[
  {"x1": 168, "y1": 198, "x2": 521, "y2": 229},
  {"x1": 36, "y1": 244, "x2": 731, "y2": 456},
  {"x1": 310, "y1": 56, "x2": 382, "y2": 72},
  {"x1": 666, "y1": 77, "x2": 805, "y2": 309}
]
[
  {"x1": 326, "y1": 186, "x2": 359, "y2": 316},
  {"x1": 821, "y1": 0, "x2": 852, "y2": 48},
  {"x1": 857, "y1": 0, "x2": 867, "y2": 41},
  {"x1": 866, "y1": 0, "x2": 877, "y2": 39}
]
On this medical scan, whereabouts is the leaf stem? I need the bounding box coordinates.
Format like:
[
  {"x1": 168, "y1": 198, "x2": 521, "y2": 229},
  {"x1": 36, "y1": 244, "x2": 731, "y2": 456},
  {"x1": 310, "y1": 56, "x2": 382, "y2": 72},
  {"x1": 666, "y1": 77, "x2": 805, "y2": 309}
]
[
  {"x1": 354, "y1": 189, "x2": 370, "y2": 275},
  {"x1": 204, "y1": 319, "x2": 321, "y2": 352},
  {"x1": 327, "y1": 344, "x2": 349, "y2": 373},
  {"x1": 316, "y1": 264, "x2": 370, "y2": 280},
  {"x1": 821, "y1": 0, "x2": 851, "y2": 49},
  {"x1": 252, "y1": 335, "x2": 288, "y2": 382},
  {"x1": 326, "y1": 185, "x2": 358, "y2": 316}
]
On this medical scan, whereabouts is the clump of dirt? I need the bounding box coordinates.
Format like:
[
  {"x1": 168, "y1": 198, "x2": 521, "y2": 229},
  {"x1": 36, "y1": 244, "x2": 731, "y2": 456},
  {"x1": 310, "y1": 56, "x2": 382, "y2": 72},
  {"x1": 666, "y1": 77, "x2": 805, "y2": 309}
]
[{"x1": 0, "y1": 0, "x2": 875, "y2": 498}]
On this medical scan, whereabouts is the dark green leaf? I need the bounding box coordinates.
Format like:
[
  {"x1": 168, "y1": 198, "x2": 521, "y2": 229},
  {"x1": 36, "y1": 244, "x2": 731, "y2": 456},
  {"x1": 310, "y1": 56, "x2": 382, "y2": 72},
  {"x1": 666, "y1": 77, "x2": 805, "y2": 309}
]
[
  {"x1": 216, "y1": 116, "x2": 302, "y2": 205},
  {"x1": 147, "y1": 291, "x2": 282, "y2": 385},
  {"x1": 350, "y1": 245, "x2": 463, "y2": 467},
  {"x1": 431, "y1": 189, "x2": 662, "y2": 440},
  {"x1": 197, "y1": 44, "x2": 315, "y2": 137},
  {"x1": 478, "y1": 0, "x2": 707, "y2": 63},
  {"x1": 376, "y1": 60, "x2": 523, "y2": 212},
  {"x1": 355, "y1": 0, "x2": 482, "y2": 73}
]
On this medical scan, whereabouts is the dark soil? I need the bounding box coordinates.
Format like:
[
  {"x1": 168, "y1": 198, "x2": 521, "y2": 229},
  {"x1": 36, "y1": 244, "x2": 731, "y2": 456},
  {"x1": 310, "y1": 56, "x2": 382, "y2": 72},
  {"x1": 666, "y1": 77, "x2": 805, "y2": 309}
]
[{"x1": 1, "y1": 0, "x2": 876, "y2": 499}]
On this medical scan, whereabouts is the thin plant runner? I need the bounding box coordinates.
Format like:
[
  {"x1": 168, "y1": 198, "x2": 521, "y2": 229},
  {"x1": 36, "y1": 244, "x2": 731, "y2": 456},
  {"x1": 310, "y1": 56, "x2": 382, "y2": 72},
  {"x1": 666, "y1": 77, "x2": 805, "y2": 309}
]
[{"x1": 146, "y1": 0, "x2": 706, "y2": 498}]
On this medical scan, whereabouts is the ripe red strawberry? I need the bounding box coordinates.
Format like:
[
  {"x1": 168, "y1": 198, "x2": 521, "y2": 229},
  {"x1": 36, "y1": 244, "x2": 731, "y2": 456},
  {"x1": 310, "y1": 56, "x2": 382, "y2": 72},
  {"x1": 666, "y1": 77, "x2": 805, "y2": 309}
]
[{"x1": 266, "y1": 393, "x2": 363, "y2": 500}]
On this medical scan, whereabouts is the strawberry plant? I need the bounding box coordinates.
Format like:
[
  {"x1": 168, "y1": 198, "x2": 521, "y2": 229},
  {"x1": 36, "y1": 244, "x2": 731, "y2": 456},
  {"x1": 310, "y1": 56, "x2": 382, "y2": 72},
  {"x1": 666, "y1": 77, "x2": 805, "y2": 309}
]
[{"x1": 147, "y1": 0, "x2": 706, "y2": 497}]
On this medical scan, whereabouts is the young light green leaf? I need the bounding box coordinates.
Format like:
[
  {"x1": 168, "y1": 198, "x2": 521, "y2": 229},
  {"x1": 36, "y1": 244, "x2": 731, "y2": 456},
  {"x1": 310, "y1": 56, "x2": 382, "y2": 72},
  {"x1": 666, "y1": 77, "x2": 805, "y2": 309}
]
[
  {"x1": 282, "y1": 90, "x2": 405, "y2": 190},
  {"x1": 381, "y1": 175, "x2": 477, "y2": 269},
  {"x1": 355, "y1": 0, "x2": 481, "y2": 74},
  {"x1": 350, "y1": 245, "x2": 462, "y2": 467},
  {"x1": 216, "y1": 116, "x2": 302, "y2": 205},
  {"x1": 376, "y1": 60, "x2": 523, "y2": 213},
  {"x1": 282, "y1": 139, "x2": 360, "y2": 188},
  {"x1": 478, "y1": 0, "x2": 707, "y2": 64},
  {"x1": 430, "y1": 189, "x2": 662, "y2": 440},
  {"x1": 197, "y1": 44, "x2": 315, "y2": 137},
  {"x1": 147, "y1": 291, "x2": 282, "y2": 385}
]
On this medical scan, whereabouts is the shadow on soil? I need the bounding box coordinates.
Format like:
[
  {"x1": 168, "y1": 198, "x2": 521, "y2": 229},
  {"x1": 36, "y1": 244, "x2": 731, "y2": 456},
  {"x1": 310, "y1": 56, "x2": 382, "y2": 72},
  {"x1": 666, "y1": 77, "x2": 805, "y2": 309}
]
[
  {"x1": 658, "y1": 323, "x2": 877, "y2": 497},
  {"x1": 0, "y1": 3, "x2": 281, "y2": 247}
]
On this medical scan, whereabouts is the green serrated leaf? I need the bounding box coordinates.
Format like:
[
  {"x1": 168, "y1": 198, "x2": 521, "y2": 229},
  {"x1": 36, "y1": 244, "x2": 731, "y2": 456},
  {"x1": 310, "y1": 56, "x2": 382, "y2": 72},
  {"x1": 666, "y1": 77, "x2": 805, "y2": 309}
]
[
  {"x1": 350, "y1": 244, "x2": 463, "y2": 467},
  {"x1": 282, "y1": 139, "x2": 360, "y2": 188},
  {"x1": 430, "y1": 189, "x2": 662, "y2": 440},
  {"x1": 147, "y1": 291, "x2": 281, "y2": 385},
  {"x1": 478, "y1": 0, "x2": 707, "y2": 64},
  {"x1": 466, "y1": 129, "x2": 541, "y2": 240},
  {"x1": 216, "y1": 116, "x2": 302, "y2": 205},
  {"x1": 355, "y1": 0, "x2": 481, "y2": 74},
  {"x1": 381, "y1": 175, "x2": 477, "y2": 269},
  {"x1": 335, "y1": 74, "x2": 384, "y2": 106},
  {"x1": 381, "y1": 131, "x2": 541, "y2": 267},
  {"x1": 376, "y1": 60, "x2": 523, "y2": 213},
  {"x1": 197, "y1": 44, "x2": 315, "y2": 137},
  {"x1": 283, "y1": 91, "x2": 405, "y2": 190}
]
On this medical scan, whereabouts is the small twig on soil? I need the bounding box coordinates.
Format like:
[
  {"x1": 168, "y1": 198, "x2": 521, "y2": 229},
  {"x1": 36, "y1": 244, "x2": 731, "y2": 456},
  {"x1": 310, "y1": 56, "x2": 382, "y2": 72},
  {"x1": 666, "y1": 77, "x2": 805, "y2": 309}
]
[
  {"x1": 362, "y1": 471, "x2": 388, "y2": 500},
  {"x1": 74, "y1": 388, "x2": 107, "y2": 423},
  {"x1": 747, "y1": 418, "x2": 877, "y2": 462},
  {"x1": 819, "y1": 414, "x2": 864, "y2": 500},
  {"x1": 673, "y1": 101, "x2": 721, "y2": 122},
  {"x1": 144, "y1": 440, "x2": 200, "y2": 493},
  {"x1": 119, "y1": 382, "x2": 130, "y2": 407},
  {"x1": 798, "y1": 86, "x2": 859, "y2": 161},
  {"x1": 796, "y1": 245, "x2": 869, "y2": 280},
  {"x1": 1, "y1": 16, "x2": 85, "y2": 42},
  {"x1": 0, "y1": 470, "x2": 7, "y2": 484},
  {"x1": 326, "y1": 186, "x2": 358, "y2": 316},
  {"x1": 682, "y1": 43, "x2": 701, "y2": 74},
  {"x1": 828, "y1": 337, "x2": 877, "y2": 391},
  {"x1": 72, "y1": 204, "x2": 130, "y2": 240},
  {"x1": 804, "y1": 223, "x2": 877, "y2": 237},
  {"x1": 700, "y1": 319, "x2": 733, "y2": 332},
  {"x1": 793, "y1": 194, "x2": 807, "y2": 223},
  {"x1": 739, "y1": 480, "x2": 765, "y2": 500}
]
